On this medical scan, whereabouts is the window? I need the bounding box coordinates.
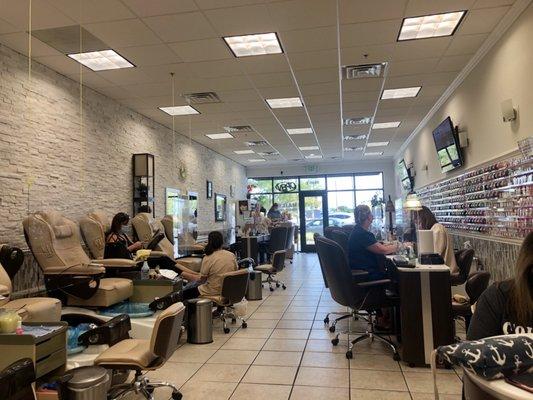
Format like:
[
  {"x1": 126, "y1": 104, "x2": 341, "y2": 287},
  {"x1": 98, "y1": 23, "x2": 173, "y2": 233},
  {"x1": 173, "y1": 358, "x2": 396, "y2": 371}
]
[
  {"x1": 328, "y1": 191, "x2": 355, "y2": 227},
  {"x1": 300, "y1": 177, "x2": 325, "y2": 191},
  {"x1": 355, "y1": 173, "x2": 383, "y2": 190},
  {"x1": 248, "y1": 178, "x2": 272, "y2": 193},
  {"x1": 355, "y1": 190, "x2": 384, "y2": 207},
  {"x1": 273, "y1": 178, "x2": 298, "y2": 193},
  {"x1": 250, "y1": 194, "x2": 272, "y2": 210},
  {"x1": 327, "y1": 175, "x2": 354, "y2": 190},
  {"x1": 273, "y1": 193, "x2": 299, "y2": 225}
]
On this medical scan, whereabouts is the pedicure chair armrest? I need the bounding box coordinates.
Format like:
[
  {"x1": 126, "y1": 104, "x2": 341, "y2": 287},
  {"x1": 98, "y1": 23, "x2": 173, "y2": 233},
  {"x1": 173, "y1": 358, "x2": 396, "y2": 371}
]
[
  {"x1": 0, "y1": 284, "x2": 9, "y2": 296},
  {"x1": 45, "y1": 264, "x2": 106, "y2": 275},
  {"x1": 91, "y1": 259, "x2": 138, "y2": 268},
  {"x1": 147, "y1": 251, "x2": 167, "y2": 258},
  {"x1": 355, "y1": 279, "x2": 391, "y2": 288}
]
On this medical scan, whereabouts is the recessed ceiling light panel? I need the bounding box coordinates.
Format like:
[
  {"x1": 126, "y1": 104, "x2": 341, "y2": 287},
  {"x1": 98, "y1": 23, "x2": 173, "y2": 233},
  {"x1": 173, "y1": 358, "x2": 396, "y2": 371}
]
[
  {"x1": 398, "y1": 11, "x2": 467, "y2": 41},
  {"x1": 206, "y1": 133, "x2": 234, "y2": 140},
  {"x1": 287, "y1": 128, "x2": 312, "y2": 135},
  {"x1": 248, "y1": 158, "x2": 266, "y2": 162},
  {"x1": 381, "y1": 87, "x2": 421, "y2": 99},
  {"x1": 266, "y1": 97, "x2": 303, "y2": 109},
  {"x1": 344, "y1": 134, "x2": 367, "y2": 141},
  {"x1": 159, "y1": 105, "x2": 200, "y2": 116},
  {"x1": 258, "y1": 151, "x2": 280, "y2": 156},
  {"x1": 246, "y1": 140, "x2": 268, "y2": 147},
  {"x1": 299, "y1": 146, "x2": 319, "y2": 151},
  {"x1": 224, "y1": 32, "x2": 283, "y2": 57},
  {"x1": 305, "y1": 154, "x2": 322, "y2": 159},
  {"x1": 344, "y1": 146, "x2": 363, "y2": 152},
  {"x1": 364, "y1": 152, "x2": 384, "y2": 156},
  {"x1": 234, "y1": 149, "x2": 255, "y2": 154},
  {"x1": 372, "y1": 121, "x2": 401, "y2": 129},
  {"x1": 343, "y1": 117, "x2": 373, "y2": 126},
  {"x1": 367, "y1": 141, "x2": 390, "y2": 147},
  {"x1": 68, "y1": 49, "x2": 134, "y2": 71}
]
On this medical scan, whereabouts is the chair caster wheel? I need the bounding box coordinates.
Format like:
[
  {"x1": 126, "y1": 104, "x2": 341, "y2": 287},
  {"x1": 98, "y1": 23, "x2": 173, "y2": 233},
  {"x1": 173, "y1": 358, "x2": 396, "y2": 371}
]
[
  {"x1": 331, "y1": 338, "x2": 339, "y2": 346},
  {"x1": 393, "y1": 353, "x2": 401, "y2": 361},
  {"x1": 269, "y1": 287, "x2": 274, "y2": 292},
  {"x1": 231, "y1": 318, "x2": 237, "y2": 324},
  {"x1": 329, "y1": 325, "x2": 336, "y2": 333},
  {"x1": 172, "y1": 391, "x2": 183, "y2": 400},
  {"x1": 224, "y1": 327, "x2": 230, "y2": 334},
  {"x1": 323, "y1": 317, "x2": 329, "y2": 324},
  {"x1": 346, "y1": 351, "x2": 353, "y2": 359},
  {"x1": 282, "y1": 285, "x2": 286, "y2": 290},
  {"x1": 242, "y1": 322, "x2": 247, "y2": 329},
  {"x1": 276, "y1": 283, "x2": 280, "y2": 288}
]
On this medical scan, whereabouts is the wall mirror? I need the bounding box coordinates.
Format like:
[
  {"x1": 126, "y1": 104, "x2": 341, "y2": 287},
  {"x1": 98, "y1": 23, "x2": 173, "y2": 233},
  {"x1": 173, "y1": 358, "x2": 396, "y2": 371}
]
[
  {"x1": 215, "y1": 193, "x2": 227, "y2": 222},
  {"x1": 188, "y1": 191, "x2": 198, "y2": 237}
]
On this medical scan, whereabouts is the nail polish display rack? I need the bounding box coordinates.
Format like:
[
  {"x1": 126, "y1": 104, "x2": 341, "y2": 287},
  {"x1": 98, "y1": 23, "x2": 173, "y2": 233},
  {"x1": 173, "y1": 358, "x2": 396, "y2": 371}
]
[{"x1": 417, "y1": 154, "x2": 532, "y2": 240}]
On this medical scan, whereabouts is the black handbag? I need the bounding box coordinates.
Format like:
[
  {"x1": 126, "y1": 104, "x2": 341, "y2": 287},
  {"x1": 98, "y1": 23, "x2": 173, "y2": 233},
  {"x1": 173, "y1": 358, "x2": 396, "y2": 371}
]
[{"x1": 104, "y1": 241, "x2": 133, "y2": 260}]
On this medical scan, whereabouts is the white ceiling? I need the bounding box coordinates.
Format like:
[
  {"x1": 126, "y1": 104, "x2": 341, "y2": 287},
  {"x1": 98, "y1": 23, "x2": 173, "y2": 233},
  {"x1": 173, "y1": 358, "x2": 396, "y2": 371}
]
[{"x1": 0, "y1": 0, "x2": 516, "y2": 166}]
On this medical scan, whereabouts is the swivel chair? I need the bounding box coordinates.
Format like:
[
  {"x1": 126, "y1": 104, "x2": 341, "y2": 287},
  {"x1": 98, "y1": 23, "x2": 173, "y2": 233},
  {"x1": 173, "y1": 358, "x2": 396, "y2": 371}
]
[
  {"x1": 315, "y1": 236, "x2": 400, "y2": 360},
  {"x1": 452, "y1": 271, "x2": 491, "y2": 333},
  {"x1": 0, "y1": 245, "x2": 61, "y2": 322},
  {"x1": 451, "y1": 249, "x2": 475, "y2": 286},
  {"x1": 95, "y1": 302, "x2": 185, "y2": 400},
  {"x1": 254, "y1": 250, "x2": 286, "y2": 292},
  {"x1": 340, "y1": 224, "x2": 355, "y2": 235},
  {"x1": 201, "y1": 269, "x2": 250, "y2": 333},
  {"x1": 0, "y1": 358, "x2": 36, "y2": 400},
  {"x1": 259, "y1": 226, "x2": 288, "y2": 263},
  {"x1": 23, "y1": 211, "x2": 133, "y2": 308}
]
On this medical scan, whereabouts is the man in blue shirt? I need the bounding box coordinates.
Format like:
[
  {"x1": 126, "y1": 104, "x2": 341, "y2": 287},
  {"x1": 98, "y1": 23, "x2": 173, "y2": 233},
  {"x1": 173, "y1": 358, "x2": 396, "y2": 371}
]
[
  {"x1": 267, "y1": 203, "x2": 282, "y2": 220},
  {"x1": 348, "y1": 204, "x2": 398, "y2": 280}
]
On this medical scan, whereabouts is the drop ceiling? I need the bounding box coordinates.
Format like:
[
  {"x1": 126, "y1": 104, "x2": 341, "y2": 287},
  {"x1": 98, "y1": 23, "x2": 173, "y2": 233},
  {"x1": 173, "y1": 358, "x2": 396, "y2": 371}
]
[{"x1": 0, "y1": 0, "x2": 517, "y2": 166}]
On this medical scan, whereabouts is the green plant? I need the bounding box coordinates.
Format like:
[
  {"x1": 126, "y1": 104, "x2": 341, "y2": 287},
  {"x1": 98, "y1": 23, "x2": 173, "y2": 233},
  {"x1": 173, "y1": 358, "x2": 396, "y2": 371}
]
[{"x1": 370, "y1": 194, "x2": 384, "y2": 207}]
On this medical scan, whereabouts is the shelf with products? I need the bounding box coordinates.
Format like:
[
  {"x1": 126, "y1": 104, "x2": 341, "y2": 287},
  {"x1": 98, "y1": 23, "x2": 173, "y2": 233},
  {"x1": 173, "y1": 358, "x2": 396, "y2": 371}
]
[{"x1": 418, "y1": 153, "x2": 532, "y2": 240}]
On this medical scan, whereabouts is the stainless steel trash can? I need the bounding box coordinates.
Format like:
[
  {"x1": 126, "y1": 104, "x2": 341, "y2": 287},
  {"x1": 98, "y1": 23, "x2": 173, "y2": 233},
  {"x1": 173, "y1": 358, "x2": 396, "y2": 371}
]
[
  {"x1": 59, "y1": 366, "x2": 111, "y2": 399},
  {"x1": 246, "y1": 271, "x2": 262, "y2": 301},
  {"x1": 187, "y1": 298, "x2": 213, "y2": 344}
]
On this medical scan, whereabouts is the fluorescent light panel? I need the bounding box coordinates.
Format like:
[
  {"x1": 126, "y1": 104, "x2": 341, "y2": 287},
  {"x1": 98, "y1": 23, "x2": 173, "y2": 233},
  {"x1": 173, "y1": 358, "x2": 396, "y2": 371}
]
[
  {"x1": 68, "y1": 50, "x2": 134, "y2": 71},
  {"x1": 224, "y1": 32, "x2": 282, "y2": 57},
  {"x1": 234, "y1": 149, "x2": 254, "y2": 154},
  {"x1": 299, "y1": 146, "x2": 319, "y2": 151},
  {"x1": 248, "y1": 159, "x2": 266, "y2": 162},
  {"x1": 367, "y1": 141, "x2": 390, "y2": 147},
  {"x1": 206, "y1": 133, "x2": 234, "y2": 139},
  {"x1": 372, "y1": 121, "x2": 401, "y2": 129},
  {"x1": 365, "y1": 152, "x2": 383, "y2": 156},
  {"x1": 381, "y1": 87, "x2": 421, "y2": 99},
  {"x1": 266, "y1": 97, "x2": 303, "y2": 109},
  {"x1": 344, "y1": 134, "x2": 367, "y2": 141},
  {"x1": 246, "y1": 140, "x2": 267, "y2": 147},
  {"x1": 398, "y1": 11, "x2": 466, "y2": 41},
  {"x1": 159, "y1": 105, "x2": 199, "y2": 116},
  {"x1": 344, "y1": 146, "x2": 363, "y2": 152},
  {"x1": 305, "y1": 154, "x2": 322, "y2": 159},
  {"x1": 287, "y1": 128, "x2": 312, "y2": 135}
]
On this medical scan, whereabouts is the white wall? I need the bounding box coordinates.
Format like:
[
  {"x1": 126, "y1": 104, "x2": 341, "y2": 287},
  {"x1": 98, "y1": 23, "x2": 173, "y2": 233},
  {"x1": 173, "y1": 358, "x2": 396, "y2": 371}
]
[{"x1": 396, "y1": 2, "x2": 533, "y2": 192}]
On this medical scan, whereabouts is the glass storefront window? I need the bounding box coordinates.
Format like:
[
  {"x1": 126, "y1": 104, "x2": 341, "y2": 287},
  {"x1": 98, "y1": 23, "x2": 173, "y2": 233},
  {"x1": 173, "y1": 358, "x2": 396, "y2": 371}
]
[
  {"x1": 327, "y1": 175, "x2": 354, "y2": 191},
  {"x1": 250, "y1": 194, "x2": 272, "y2": 211},
  {"x1": 300, "y1": 176, "x2": 325, "y2": 191},
  {"x1": 355, "y1": 173, "x2": 383, "y2": 190},
  {"x1": 273, "y1": 193, "x2": 300, "y2": 225},
  {"x1": 328, "y1": 191, "x2": 355, "y2": 227},
  {"x1": 355, "y1": 190, "x2": 384, "y2": 207},
  {"x1": 248, "y1": 178, "x2": 272, "y2": 194},
  {"x1": 273, "y1": 178, "x2": 298, "y2": 193}
]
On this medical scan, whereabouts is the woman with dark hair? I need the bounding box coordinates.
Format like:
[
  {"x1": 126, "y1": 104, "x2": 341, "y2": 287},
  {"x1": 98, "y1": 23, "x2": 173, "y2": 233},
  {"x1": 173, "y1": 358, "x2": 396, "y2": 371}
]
[
  {"x1": 180, "y1": 231, "x2": 238, "y2": 301},
  {"x1": 106, "y1": 212, "x2": 143, "y2": 254},
  {"x1": 415, "y1": 206, "x2": 458, "y2": 273},
  {"x1": 468, "y1": 231, "x2": 533, "y2": 339}
]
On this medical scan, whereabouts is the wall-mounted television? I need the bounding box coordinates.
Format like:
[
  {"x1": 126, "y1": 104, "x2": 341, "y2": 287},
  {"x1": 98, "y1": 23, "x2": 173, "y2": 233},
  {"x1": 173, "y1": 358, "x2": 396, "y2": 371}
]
[
  {"x1": 432, "y1": 116, "x2": 463, "y2": 173},
  {"x1": 398, "y1": 159, "x2": 413, "y2": 192}
]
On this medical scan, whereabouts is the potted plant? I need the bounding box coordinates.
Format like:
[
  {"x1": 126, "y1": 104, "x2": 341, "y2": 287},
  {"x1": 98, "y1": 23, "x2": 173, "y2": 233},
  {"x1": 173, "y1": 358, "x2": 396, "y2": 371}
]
[{"x1": 370, "y1": 194, "x2": 384, "y2": 219}]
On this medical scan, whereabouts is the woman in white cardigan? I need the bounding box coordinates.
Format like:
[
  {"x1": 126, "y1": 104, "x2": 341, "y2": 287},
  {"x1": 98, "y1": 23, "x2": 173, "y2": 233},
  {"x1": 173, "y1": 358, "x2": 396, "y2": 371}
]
[{"x1": 416, "y1": 206, "x2": 459, "y2": 273}]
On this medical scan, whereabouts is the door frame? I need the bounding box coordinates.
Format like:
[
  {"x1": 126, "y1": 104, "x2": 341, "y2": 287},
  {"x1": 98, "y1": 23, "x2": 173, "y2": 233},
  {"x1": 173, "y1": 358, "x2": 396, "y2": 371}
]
[{"x1": 299, "y1": 190, "x2": 328, "y2": 252}]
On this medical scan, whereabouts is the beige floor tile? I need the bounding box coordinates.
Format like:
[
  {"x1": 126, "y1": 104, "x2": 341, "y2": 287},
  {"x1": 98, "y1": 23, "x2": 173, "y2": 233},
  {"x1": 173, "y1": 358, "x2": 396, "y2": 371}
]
[
  {"x1": 230, "y1": 383, "x2": 291, "y2": 400},
  {"x1": 306, "y1": 339, "x2": 348, "y2": 353},
  {"x1": 253, "y1": 350, "x2": 302, "y2": 366},
  {"x1": 282, "y1": 312, "x2": 316, "y2": 320},
  {"x1": 410, "y1": 394, "x2": 462, "y2": 400},
  {"x1": 179, "y1": 381, "x2": 237, "y2": 400},
  {"x1": 169, "y1": 346, "x2": 217, "y2": 363},
  {"x1": 190, "y1": 335, "x2": 230, "y2": 350},
  {"x1": 242, "y1": 365, "x2": 298, "y2": 385},
  {"x1": 232, "y1": 328, "x2": 274, "y2": 338},
  {"x1": 290, "y1": 386, "x2": 349, "y2": 400},
  {"x1": 256, "y1": 305, "x2": 288, "y2": 312},
  {"x1": 403, "y1": 372, "x2": 462, "y2": 395},
  {"x1": 191, "y1": 363, "x2": 249, "y2": 383},
  {"x1": 245, "y1": 319, "x2": 279, "y2": 328},
  {"x1": 276, "y1": 320, "x2": 313, "y2": 329},
  {"x1": 350, "y1": 389, "x2": 411, "y2": 400},
  {"x1": 350, "y1": 370, "x2": 408, "y2": 391},
  {"x1": 285, "y1": 306, "x2": 317, "y2": 313},
  {"x1": 221, "y1": 337, "x2": 267, "y2": 351},
  {"x1": 348, "y1": 338, "x2": 396, "y2": 355},
  {"x1": 270, "y1": 329, "x2": 310, "y2": 339},
  {"x1": 250, "y1": 312, "x2": 283, "y2": 320},
  {"x1": 308, "y1": 329, "x2": 342, "y2": 340},
  {"x1": 400, "y1": 363, "x2": 457, "y2": 374},
  {"x1": 146, "y1": 362, "x2": 202, "y2": 388},
  {"x1": 263, "y1": 338, "x2": 307, "y2": 352},
  {"x1": 295, "y1": 367, "x2": 350, "y2": 388},
  {"x1": 291, "y1": 300, "x2": 319, "y2": 307},
  {"x1": 301, "y1": 351, "x2": 349, "y2": 369},
  {"x1": 349, "y1": 353, "x2": 401, "y2": 371},
  {"x1": 207, "y1": 349, "x2": 259, "y2": 365}
]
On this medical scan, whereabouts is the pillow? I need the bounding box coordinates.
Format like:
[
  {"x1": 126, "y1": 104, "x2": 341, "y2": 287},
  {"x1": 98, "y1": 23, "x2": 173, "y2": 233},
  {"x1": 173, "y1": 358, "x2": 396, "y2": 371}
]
[{"x1": 437, "y1": 334, "x2": 533, "y2": 380}]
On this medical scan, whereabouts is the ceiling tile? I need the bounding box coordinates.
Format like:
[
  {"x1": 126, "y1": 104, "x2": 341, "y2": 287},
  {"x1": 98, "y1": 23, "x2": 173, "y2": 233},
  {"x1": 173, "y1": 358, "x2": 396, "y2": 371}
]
[
  {"x1": 188, "y1": 59, "x2": 242, "y2": 78},
  {"x1": 405, "y1": 0, "x2": 475, "y2": 16},
  {"x1": 339, "y1": 0, "x2": 408, "y2": 24},
  {"x1": 84, "y1": 19, "x2": 161, "y2": 48},
  {"x1": 0, "y1": 33, "x2": 60, "y2": 57},
  {"x1": 280, "y1": 26, "x2": 337, "y2": 53},
  {"x1": 195, "y1": 0, "x2": 265, "y2": 10},
  {"x1": 473, "y1": 0, "x2": 515, "y2": 8},
  {"x1": 168, "y1": 38, "x2": 231, "y2": 62},
  {"x1": 0, "y1": 17, "x2": 19, "y2": 34},
  {"x1": 341, "y1": 44, "x2": 396, "y2": 65},
  {"x1": 248, "y1": 72, "x2": 294, "y2": 88},
  {"x1": 204, "y1": 4, "x2": 275, "y2": 36},
  {"x1": 267, "y1": 0, "x2": 336, "y2": 31},
  {"x1": 239, "y1": 54, "x2": 290, "y2": 74},
  {"x1": 143, "y1": 12, "x2": 217, "y2": 42},
  {"x1": 388, "y1": 58, "x2": 440, "y2": 77},
  {"x1": 393, "y1": 37, "x2": 452, "y2": 60},
  {"x1": 95, "y1": 68, "x2": 154, "y2": 85},
  {"x1": 0, "y1": 0, "x2": 75, "y2": 30},
  {"x1": 116, "y1": 44, "x2": 182, "y2": 66},
  {"x1": 47, "y1": 0, "x2": 135, "y2": 23},
  {"x1": 457, "y1": 6, "x2": 510, "y2": 35},
  {"x1": 33, "y1": 54, "x2": 81, "y2": 75},
  {"x1": 294, "y1": 67, "x2": 337, "y2": 85},
  {"x1": 445, "y1": 33, "x2": 489, "y2": 55},
  {"x1": 434, "y1": 54, "x2": 472, "y2": 72},
  {"x1": 66, "y1": 70, "x2": 114, "y2": 88},
  {"x1": 122, "y1": 0, "x2": 198, "y2": 17},
  {"x1": 288, "y1": 49, "x2": 338, "y2": 70},
  {"x1": 340, "y1": 20, "x2": 400, "y2": 47}
]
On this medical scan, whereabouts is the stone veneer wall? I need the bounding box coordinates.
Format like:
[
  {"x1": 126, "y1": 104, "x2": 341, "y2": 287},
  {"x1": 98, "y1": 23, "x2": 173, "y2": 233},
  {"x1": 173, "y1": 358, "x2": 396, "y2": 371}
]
[
  {"x1": 0, "y1": 44, "x2": 246, "y2": 294},
  {"x1": 451, "y1": 233, "x2": 521, "y2": 282}
]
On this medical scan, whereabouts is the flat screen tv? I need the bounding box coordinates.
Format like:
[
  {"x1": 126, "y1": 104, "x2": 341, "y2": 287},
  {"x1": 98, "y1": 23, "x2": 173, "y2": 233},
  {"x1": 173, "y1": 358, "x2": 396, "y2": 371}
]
[
  {"x1": 398, "y1": 159, "x2": 413, "y2": 192},
  {"x1": 432, "y1": 116, "x2": 463, "y2": 173}
]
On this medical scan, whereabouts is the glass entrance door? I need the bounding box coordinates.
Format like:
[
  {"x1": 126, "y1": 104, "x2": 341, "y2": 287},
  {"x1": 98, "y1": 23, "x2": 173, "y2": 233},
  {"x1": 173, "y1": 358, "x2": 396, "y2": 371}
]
[{"x1": 299, "y1": 191, "x2": 328, "y2": 252}]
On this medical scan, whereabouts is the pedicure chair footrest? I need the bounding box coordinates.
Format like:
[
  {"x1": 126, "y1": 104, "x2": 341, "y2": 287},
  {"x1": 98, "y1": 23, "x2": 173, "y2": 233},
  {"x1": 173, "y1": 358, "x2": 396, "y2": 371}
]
[{"x1": 78, "y1": 314, "x2": 131, "y2": 347}]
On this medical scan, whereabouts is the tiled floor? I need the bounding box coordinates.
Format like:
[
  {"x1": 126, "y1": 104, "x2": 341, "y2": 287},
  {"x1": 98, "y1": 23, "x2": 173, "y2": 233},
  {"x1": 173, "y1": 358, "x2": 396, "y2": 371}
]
[{"x1": 145, "y1": 253, "x2": 464, "y2": 399}]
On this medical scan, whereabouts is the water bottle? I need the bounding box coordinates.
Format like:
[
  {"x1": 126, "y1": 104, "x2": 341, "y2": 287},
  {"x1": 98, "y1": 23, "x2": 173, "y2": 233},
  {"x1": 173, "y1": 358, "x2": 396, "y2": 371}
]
[{"x1": 141, "y1": 261, "x2": 149, "y2": 280}]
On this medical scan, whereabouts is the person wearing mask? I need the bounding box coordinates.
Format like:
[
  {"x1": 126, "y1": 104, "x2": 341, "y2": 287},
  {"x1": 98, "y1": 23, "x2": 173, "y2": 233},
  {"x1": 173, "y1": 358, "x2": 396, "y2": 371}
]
[
  {"x1": 179, "y1": 231, "x2": 238, "y2": 301},
  {"x1": 415, "y1": 206, "x2": 458, "y2": 273},
  {"x1": 105, "y1": 212, "x2": 143, "y2": 258},
  {"x1": 468, "y1": 231, "x2": 533, "y2": 340},
  {"x1": 267, "y1": 203, "x2": 282, "y2": 220},
  {"x1": 348, "y1": 204, "x2": 398, "y2": 280}
]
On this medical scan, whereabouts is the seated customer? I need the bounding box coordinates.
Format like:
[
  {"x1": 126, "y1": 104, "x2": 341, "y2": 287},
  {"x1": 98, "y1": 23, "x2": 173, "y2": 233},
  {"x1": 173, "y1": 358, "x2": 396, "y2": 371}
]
[
  {"x1": 267, "y1": 203, "x2": 282, "y2": 220},
  {"x1": 468, "y1": 231, "x2": 533, "y2": 340},
  {"x1": 180, "y1": 231, "x2": 238, "y2": 301},
  {"x1": 415, "y1": 206, "x2": 458, "y2": 273},
  {"x1": 348, "y1": 204, "x2": 397, "y2": 280},
  {"x1": 105, "y1": 212, "x2": 143, "y2": 258}
]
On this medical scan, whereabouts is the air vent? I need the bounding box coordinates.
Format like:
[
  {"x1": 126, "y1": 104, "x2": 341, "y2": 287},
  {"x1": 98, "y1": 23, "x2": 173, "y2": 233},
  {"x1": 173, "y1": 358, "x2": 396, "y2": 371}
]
[
  {"x1": 257, "y1": 151, "x2": 279, "y2": 156},
  {"x1": 246, "y1": 140, "x2": 268, "y2": 147},
  {"x1": 343, "y1": 117, "x2": 373, "y2": 126},
  {"x1": 342, "y1": 63, "x2": 386, "y2": 80},
  {"x1": 344, "y1": 134, "x2": 367, "y2": 141},
  {"x1": 224, "y1": 125, "x2": 255, "y2": 133},
  {"x1": 344, "y1": 146, "x2": 363, "y2": 152},
  {"x1": 182, "y1": 92, "x2": 221, "y2": 104}
]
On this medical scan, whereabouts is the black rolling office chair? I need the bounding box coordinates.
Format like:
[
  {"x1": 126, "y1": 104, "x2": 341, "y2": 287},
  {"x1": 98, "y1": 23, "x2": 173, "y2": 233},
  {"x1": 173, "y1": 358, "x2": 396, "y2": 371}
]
[
  {"x1": 315, "y1": 236, "x2": 400, "y2": 360},
  {"x1": 284, "y1": 225, "x2": 296, "y2": 263},
  {"x1": 340, "y1": 224, "x2": 355, "y2": 235},
  {"x1": 452, "y1": 271, "x2": 491, "y2": 333},
  {"x1": 259, "y1": 226, "x2": 288, "y2": 263},
  {"x1": 255, "y1": 250, "x2": 287, "y2": 291},
  {"x1": 451, "y1": 249, "x2": 475, "y2": 286}
]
